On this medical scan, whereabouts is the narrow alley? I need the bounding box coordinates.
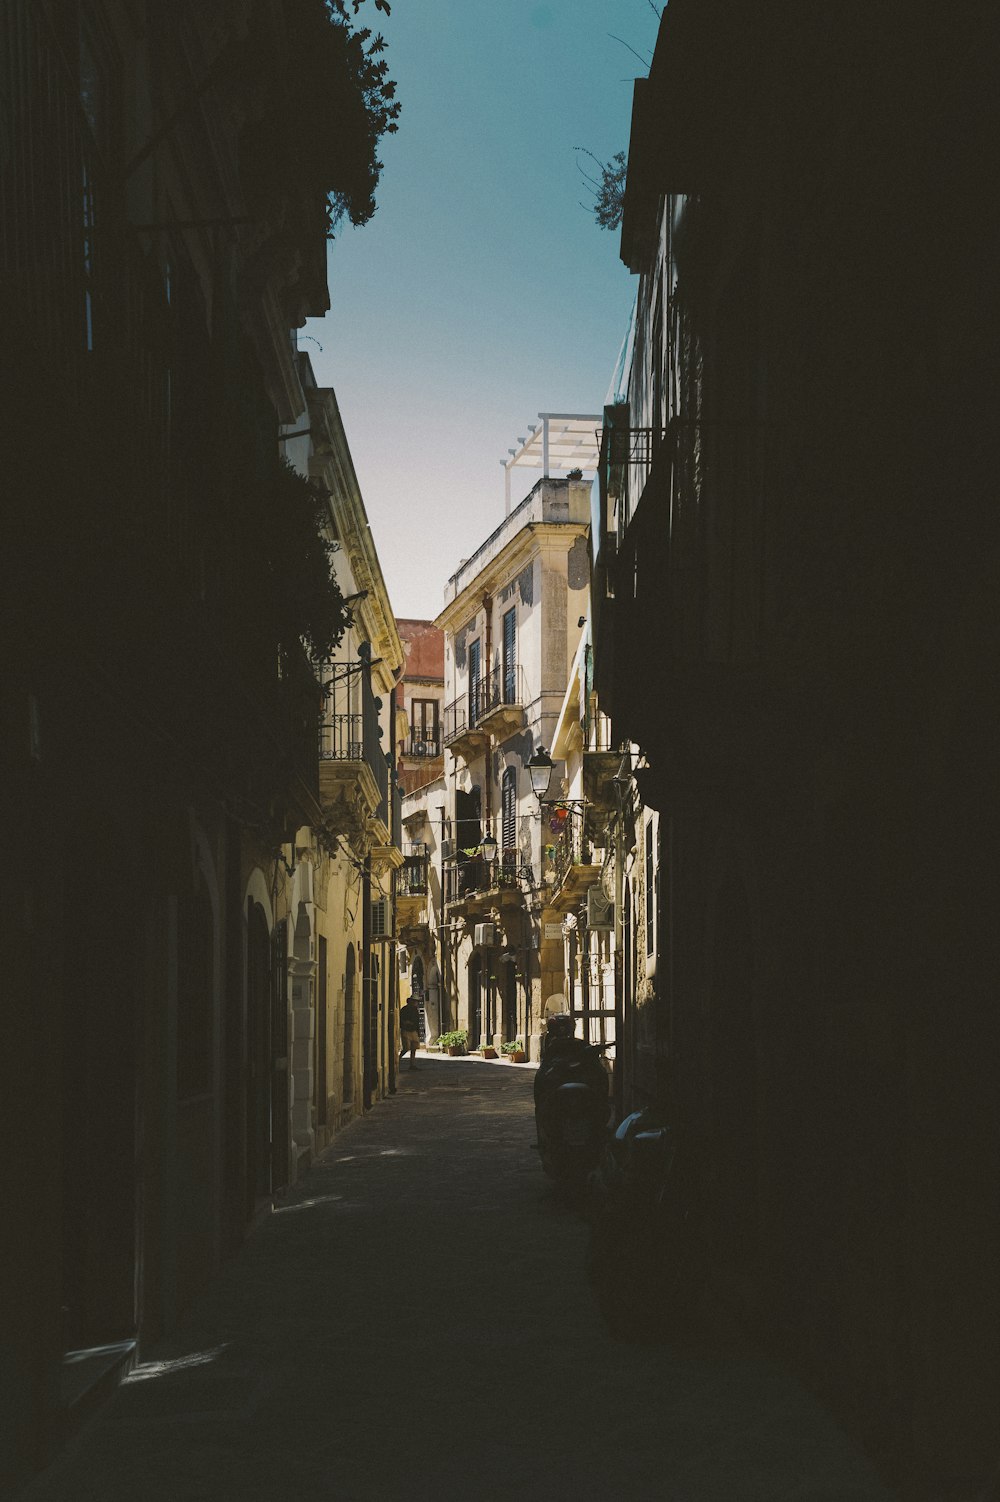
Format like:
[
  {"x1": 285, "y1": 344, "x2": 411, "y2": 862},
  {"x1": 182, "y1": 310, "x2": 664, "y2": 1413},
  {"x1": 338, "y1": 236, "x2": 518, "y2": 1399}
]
[{"x1": 30, "y1": 1059, "x2": 893, "y2": 1502}]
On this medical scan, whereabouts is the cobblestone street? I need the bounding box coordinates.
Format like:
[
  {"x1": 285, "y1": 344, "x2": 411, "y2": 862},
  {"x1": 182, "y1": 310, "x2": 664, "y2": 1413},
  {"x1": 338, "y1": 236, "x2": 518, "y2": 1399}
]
[{"x1": 28, "y1": 1057, "x2": 894, "y2": 1502}]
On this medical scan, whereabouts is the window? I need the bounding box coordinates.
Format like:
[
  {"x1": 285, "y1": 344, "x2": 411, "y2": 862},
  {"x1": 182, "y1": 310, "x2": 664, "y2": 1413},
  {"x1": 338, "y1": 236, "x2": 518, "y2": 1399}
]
[
  {"x1": 502, "y1": 766, "x2": 517, "y2": 854},
  {"x1": 502, "y1": 608, "x2": 517, "y2": 703},
  {"x1": 410, "y1": 699, "x2": 439, "y2": 755},
  {"x1": 468, "y1": 638, "x2": 481, "y2": 725}
]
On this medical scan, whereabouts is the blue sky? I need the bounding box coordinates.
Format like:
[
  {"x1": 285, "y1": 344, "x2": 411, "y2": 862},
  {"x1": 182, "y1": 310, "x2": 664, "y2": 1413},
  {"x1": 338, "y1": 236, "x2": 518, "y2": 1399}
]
[{"x1": 302, "y1": 0, "x2": 657, "y2": 620}]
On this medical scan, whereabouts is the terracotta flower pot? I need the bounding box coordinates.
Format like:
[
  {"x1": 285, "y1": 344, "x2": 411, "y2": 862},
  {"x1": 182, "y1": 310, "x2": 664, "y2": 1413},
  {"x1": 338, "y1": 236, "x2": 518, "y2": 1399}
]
[
  {"x1": 481, "y1": 1046, "x2": 498, "y2": 1059},
  {"x1": 510, "y1": 1050, "x2": 527, "y2": 1063}
]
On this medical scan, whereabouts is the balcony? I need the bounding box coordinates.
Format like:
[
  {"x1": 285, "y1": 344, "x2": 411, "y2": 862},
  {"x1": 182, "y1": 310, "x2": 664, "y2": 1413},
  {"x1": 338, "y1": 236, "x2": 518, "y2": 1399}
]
[
  {"x1": 318, "y1": 662, "x2": 393, "y2": 853},
  {"x1": 582, "y1": 716, "x2": 622, "y2": 812},
  {"x1": 542, "y1": 803, "x2": 603, "y2": 914},
  {"x1": 396, "y1": 847, "x2": 429, "y2": 928},
  {"x1": 442, "y1": 692, "x2": 489, "y2": 763},
  {"x1": 442, "y1": 852, "x2": 533, "y2": 916},
  {"x1": 403, "y1": 731, "x2": 441, "y2": 759},
  {"x1": 599, "y1": 419, "x2": 670, "y2": 538},
  {"x1": 476, "y1": 663, "x2": 527, "y2": 742}
]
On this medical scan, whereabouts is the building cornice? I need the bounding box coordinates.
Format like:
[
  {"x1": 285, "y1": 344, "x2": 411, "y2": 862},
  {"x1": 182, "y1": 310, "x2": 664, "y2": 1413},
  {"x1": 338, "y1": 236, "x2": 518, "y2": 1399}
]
[
  {"x1": 435, "y1": 520, "x2": 587, "y2": 635},
  {"x1": 307, "y1": 387, "x2": 404, "y2": 693}
]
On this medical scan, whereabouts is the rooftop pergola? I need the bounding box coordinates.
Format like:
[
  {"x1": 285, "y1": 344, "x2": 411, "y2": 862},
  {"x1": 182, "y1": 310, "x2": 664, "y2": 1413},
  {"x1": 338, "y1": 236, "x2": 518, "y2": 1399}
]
[{"x1": 502, "y1": 412, "x2": 603, "y2": 513}]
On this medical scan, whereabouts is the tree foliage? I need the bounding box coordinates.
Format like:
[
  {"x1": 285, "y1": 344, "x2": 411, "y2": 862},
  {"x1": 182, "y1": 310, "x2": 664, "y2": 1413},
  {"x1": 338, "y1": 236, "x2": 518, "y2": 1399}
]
[
  {"x1": 576, "y1": 148, "x2": 627, "y2": 232},
  {"x1": 301, "y1": 0, "x2": 401, "y2": 231},
  {"x1": 266, "y1": 458, "x2": 349, "y2": 660},
  {"x1": 242, "y1": 0, "x2": 401, "y2": 235}
]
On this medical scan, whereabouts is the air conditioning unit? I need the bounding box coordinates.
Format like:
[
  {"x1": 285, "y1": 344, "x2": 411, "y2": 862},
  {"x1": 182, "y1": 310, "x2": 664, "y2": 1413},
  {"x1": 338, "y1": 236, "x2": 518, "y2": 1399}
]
[
  {"x1": 441, "y1": 838, "x2": 453, "y2": 859},
  {"x1": 474, "y1": 921, "x2": 495, "y2": 947},
  {"x1": 415, "y1": 740, "x2": 427, "y2": 756},
  {"x1": 587, "y1": 887, "x2": 614, "y2": 931},
  {"x1": 371, "y1": 896, "x2": 391, "y2": 939}
]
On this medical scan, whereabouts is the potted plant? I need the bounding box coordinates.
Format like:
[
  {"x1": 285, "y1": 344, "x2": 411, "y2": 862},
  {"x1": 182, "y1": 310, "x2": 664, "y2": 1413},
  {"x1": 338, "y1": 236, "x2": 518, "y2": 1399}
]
[
  {"x1": 439, "y1": 1029, "x2": 468, "y2": 1056},
  {"x1": 502, "y1": 1039, "x2": 527, "y2": 1063},
  {"x1": 480, "y1": 1038, "x2": 498, "y2": 1060}
]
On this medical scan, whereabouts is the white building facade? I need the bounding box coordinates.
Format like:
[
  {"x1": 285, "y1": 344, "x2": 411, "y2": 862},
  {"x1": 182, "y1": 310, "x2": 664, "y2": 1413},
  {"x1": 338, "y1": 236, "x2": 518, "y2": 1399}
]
[{"x1": 435, "y1": 474, "x2": 594, "y2": 1059}]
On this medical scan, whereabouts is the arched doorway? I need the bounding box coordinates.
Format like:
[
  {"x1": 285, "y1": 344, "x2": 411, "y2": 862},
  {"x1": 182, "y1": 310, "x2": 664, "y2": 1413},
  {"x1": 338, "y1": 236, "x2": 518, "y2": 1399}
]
[{"x1": 343, "y1": 945, "x2": 356, "y2": 1109}]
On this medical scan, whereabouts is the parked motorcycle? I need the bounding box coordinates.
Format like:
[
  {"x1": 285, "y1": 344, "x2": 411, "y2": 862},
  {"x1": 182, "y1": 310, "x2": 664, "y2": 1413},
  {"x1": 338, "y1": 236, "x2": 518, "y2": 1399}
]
[
  {"x1": 586, "y1": 1106, "x2": 705, "y2": 1340},
  {"x1": 533, "y1": 1014, "x2": 610, "y2": 1191}
]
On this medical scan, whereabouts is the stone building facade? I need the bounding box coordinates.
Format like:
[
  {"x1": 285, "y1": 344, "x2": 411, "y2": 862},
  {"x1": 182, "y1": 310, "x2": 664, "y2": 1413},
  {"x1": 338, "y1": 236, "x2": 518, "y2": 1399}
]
[
  {"x1": 435, "y1": 476, "x2": 592, "y2": 1058},
  {"x1": 591, "y1": 5, "x2": 1000, "y2": 1490},
  {"x1": 0, "y1": 2, "x2": 401, "y2": 1488}
]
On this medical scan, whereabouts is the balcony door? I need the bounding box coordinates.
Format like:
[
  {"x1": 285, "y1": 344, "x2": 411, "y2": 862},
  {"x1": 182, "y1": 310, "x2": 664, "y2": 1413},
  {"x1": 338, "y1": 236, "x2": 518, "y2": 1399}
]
[
  {"x1": 468, "y1": 638, "x2": 481, "y2": 726},
  {"x1": 502, "y1": 607, "x2": 516, "y2": 703},
  {"x1": 501, "y1": 765, "x2": 516, "y2": 874},
  {"x1": 411, "y1": 698, "x2": 438, "y2": 756}
]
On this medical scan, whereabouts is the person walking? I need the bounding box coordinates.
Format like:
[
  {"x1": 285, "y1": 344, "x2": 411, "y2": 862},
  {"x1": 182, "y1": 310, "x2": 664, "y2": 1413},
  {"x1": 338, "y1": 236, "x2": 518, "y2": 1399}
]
[{"x1": 399, "y1": 996, "x2": 421, "y2": 1071}]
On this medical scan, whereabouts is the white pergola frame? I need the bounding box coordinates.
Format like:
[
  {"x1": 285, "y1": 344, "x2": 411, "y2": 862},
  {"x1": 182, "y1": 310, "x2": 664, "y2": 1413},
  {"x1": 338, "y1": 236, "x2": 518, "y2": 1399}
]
[{"x1": 501, "y1": 412, "x2": 603, "y2": 514}]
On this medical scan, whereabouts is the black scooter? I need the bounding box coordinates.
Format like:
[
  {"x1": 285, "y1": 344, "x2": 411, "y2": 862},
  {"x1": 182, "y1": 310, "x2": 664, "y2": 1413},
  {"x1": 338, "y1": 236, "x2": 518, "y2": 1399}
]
[
  {"x1": 533, "y1": 1015, "x2": 610, "y2": 1191},
  {"x1": 586, "y1": 1107, "x2": 705, "y2": 1340}
]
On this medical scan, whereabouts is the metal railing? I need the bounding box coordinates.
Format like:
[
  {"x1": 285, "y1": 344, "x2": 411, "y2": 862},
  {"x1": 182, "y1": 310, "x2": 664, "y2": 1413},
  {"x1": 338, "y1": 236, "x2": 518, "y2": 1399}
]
[
  {"x1": 493, "y1": 851, "x2": 535, "y2": 889},
  {"x1": 405, "y1": 731, "x2": 441, "y2": 758},
  {"x1": 442, "y1": 853, "x2": 533, "y2": 906},
  {"x1": 600, "y1": 424, "x2": 670, "y2": 533},
  {"x1": 443, "y1": 859, "x2": 480, "y2": 906},
  {"x1": 398, "y1": 852, "x2": 428, "y2": 897},
  {"x1": 319, "y1": 713, "x2": 364, "y2": 761},
  {"x1": 585, "y1": 713, "x2": 614, "y2": 752},
  {"x1": 480, "y1": 661, "x2": 526, "y2": 716},
  {"x1": 318, "y1": 661, "x2": 389, "y2": 825},
  {"x1": 443, "y1": 662, "x2": 527, "y2": 746},
  {"x1": 541, "y1": 803, "x2": 594, "y2": 889},
  {"x1": 443, "y1": 692, "x2": 473, "y2": 746}
]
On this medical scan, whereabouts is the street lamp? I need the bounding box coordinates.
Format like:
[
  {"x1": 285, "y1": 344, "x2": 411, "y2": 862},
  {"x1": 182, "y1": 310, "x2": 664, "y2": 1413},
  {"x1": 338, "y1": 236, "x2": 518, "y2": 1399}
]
[
  {"x1": 527, "y1": 745, "x2": 555, "y2": 800},
  {"x1": 480, "y1": 831, "x2": 498, "y2": 864}
]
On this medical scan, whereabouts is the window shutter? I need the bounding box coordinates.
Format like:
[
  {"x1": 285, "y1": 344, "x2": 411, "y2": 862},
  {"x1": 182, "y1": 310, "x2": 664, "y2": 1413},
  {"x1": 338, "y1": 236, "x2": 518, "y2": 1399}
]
[{"x1": 502, "y1": 766, "x2": 516, "y2": 852}]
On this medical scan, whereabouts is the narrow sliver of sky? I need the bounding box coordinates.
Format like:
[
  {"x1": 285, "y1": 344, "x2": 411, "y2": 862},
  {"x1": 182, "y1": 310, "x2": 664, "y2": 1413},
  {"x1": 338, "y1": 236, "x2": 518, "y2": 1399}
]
[{"x1": 302, "y1": 0, "x2": 657, "y2": 621}]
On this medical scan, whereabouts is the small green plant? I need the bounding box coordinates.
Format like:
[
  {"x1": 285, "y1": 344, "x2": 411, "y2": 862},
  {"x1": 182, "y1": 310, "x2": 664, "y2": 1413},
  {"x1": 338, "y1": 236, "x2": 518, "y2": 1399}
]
[
  {"x1": 438, "y1": 1029, "x2": 468, "y2": 1051},
  {"x1": 501, "y1": 1039, "x2": 524, "y2": 1056}
]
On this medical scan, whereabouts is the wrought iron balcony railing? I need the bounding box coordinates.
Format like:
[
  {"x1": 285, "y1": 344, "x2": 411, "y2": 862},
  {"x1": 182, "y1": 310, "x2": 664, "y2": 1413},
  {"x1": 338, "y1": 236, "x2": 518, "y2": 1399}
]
[
  {"x1": 318, "y1": 660, "x2": 390, "y2": 824},
  {"x1": 480, "y1": 661, "x2": 526, "y2": 716},
  {"x1": 405, "y1": 731, "x2": 441, "y2": 758},
  {"x1": 541, "y1": 802, "x2": 594, "y2": 890},
  {"x1": 398, "y1": 852, "x2": 428, "y2": 897},
  {"x1": 600, "y1": 423, "x2": 670, "y2": 533},
  {"x1": 443, "y1": 692, "x2": 478, "y2": 747},
  {"x1": 584, "y1": 711, "x2": 614, "y2": 753},
  {"x1": 442, "y1": 853, "x2": 534, "y2": 906},
  {"x1": 444, "y1": 663, "x2": 526, "y2": 747}
]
